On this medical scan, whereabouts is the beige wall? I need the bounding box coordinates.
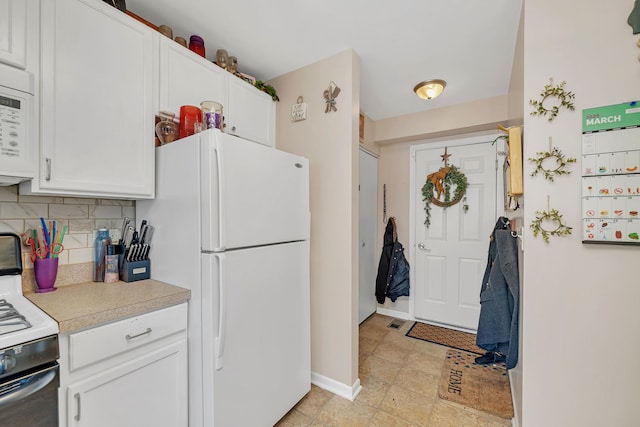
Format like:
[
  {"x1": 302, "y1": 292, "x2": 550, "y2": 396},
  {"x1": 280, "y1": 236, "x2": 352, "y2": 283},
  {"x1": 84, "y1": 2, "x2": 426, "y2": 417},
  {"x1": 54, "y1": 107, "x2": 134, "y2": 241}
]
[
  {"x1": 522, "y1": 1, "x2": 640, "y2": 425},
  {"x1": 375, "y1": 95, "x2": 509, "y2": 145},
  {"x1": 269, "y1": 49, "x2": 360, "y2": 391}
]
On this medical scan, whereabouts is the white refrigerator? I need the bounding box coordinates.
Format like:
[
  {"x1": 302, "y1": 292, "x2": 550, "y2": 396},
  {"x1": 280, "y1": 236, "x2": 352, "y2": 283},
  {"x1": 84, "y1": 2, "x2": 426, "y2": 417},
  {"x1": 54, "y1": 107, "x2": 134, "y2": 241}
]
[{"x1": 137, "y1": 129, "x2": 311, "y2": 427}]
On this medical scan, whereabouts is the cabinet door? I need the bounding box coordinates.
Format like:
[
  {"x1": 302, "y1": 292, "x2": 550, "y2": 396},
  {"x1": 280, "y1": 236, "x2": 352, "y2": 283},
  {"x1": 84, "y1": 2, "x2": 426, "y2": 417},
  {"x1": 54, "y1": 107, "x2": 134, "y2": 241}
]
[
  {"x1": 158, "y1": 37, "x2": 226, "y2": 119},
  {"x1": 226, "y1": 76, "x2": 275, "y2": 147},
  {"x1": 66, "y1": 340, "x2": 188, "y2": 427},
  {"x1": 0, "y1": 0, "x2": 26, "y2": 68},
  {"x1": 36, "y1": 0, "x2": 155, "y2": 198}
]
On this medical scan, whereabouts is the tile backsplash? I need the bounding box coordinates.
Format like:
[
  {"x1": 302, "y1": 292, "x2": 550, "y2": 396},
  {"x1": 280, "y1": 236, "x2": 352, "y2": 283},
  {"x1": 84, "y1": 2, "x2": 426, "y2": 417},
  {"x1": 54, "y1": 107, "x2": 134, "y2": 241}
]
[{"x1": 0, "y1": 185, "x2": 135, "y2": 270}]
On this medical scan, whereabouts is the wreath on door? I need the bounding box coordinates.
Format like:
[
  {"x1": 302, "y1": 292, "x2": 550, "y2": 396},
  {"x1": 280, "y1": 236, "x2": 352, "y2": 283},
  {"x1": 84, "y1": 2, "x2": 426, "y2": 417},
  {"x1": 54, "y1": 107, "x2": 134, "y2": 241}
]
[{"x1": 421, "y1": 148, "x2": 468, "y2": 227}]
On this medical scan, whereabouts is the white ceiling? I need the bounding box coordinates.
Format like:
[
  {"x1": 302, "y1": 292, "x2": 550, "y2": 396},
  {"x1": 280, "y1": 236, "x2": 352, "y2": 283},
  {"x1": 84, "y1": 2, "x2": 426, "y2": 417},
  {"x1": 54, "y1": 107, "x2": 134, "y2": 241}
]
[{"x1": 126, "y1": 0, "x2": 523, "y2": 121}]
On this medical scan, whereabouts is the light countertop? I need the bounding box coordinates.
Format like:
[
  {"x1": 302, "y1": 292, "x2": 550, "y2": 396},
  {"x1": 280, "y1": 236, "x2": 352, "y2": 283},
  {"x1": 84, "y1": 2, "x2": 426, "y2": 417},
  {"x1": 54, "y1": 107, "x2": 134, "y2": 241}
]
[{"x1": 25, "y1": 279, "x2": 190, "y2": 334}]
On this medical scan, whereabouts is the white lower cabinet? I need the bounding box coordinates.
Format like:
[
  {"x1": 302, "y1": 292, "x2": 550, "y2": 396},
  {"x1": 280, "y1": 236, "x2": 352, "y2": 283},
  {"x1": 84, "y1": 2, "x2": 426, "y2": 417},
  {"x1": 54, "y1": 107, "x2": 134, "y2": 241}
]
[{"x1": 59, "y1": 303, "x2": 188, "y2": 427}]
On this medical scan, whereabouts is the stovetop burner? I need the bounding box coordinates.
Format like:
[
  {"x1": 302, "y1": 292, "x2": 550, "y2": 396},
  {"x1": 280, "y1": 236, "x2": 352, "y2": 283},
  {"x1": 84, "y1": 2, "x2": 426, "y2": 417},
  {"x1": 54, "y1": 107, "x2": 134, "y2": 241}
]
[
  {"x1": 0, "y1": 233, "x2": 58, "y2": 351},
  {"x1": 0, "y1": 298, "x2": 32, "y2": 335}
]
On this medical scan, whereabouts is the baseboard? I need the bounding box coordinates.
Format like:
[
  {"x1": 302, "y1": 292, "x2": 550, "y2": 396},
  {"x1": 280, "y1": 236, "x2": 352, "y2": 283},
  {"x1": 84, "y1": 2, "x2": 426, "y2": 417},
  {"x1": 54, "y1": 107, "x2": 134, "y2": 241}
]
[
  {"x1": 310, "y1": 371, "x2": 362, "y2": 401},
  {"x1": 508, "y1": 368, "x2": 522, "y2": 427},
  {"x1": 376, "y1": 307, "x2": 411, "y2": 320}
]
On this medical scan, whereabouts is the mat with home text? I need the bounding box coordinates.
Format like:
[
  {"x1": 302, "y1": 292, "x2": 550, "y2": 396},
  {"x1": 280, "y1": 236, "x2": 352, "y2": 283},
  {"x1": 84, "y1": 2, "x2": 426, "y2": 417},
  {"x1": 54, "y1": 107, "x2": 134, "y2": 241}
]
[{"x1": 438, "y1": 349, "x2": 514, "y2": 419}]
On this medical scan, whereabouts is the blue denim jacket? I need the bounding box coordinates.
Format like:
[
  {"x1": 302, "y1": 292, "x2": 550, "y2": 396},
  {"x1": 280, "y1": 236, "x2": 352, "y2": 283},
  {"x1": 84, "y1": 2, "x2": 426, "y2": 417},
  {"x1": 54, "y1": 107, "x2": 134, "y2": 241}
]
[{"x1": 476, "y1": 217, "x2": 520, "y2": 370}]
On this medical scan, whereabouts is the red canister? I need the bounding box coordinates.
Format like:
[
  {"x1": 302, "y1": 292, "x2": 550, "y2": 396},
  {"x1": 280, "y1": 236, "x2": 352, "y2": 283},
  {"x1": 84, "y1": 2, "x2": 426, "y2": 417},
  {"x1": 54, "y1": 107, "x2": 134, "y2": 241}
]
[
  {"x1": 189, "y1": 35, "x2": 205, "y2": 58},
  {"x1": 178, "y1": 105, "x2": 202, "y2": 139}
]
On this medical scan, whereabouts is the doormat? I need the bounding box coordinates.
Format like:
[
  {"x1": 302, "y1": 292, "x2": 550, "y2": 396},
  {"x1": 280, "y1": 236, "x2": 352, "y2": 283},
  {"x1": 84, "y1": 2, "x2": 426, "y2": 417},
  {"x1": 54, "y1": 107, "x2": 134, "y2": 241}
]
[
  {"x1": 405, "y1": 321, "x2": 484, "y2": 354},
  {"x1": 438, "y1": 350, "x2": 514, "y2": 419}
]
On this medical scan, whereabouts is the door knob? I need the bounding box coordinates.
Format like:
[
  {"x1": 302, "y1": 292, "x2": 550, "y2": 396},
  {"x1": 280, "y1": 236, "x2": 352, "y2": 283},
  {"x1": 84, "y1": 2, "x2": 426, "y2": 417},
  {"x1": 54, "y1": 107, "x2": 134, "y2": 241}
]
[{"x1": 418, "y1": 243, "x2": 431, "y2": 252}]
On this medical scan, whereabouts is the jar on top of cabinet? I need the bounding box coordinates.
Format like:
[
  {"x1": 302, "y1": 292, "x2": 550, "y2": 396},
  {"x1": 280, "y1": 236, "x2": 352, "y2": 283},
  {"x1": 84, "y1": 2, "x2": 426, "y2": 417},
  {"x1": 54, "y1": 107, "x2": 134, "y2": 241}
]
[{"x1": 189, "y1": 35, "x2": 205, "y2": 57}]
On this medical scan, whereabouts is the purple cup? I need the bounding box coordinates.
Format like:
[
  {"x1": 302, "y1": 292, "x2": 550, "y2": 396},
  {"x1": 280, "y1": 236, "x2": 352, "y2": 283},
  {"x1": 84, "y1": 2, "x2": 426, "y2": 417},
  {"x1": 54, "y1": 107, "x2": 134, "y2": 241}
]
[
  {"x1": 204, "y1": 111, "x2": 222, "y2": 130},
  {"x1": 34, "y1": 258, "x2": 59, "y2": 293}
]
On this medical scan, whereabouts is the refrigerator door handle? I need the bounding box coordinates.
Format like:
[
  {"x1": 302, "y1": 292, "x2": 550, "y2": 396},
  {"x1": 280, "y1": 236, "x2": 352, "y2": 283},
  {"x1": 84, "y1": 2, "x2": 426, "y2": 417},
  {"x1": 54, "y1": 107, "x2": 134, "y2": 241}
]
[
  {"x1": 215, "y1": 143, "x2": 226, "y2": 251},
  {"x1": 214, "y1": 253, "x2": 226, "y2": 370}
]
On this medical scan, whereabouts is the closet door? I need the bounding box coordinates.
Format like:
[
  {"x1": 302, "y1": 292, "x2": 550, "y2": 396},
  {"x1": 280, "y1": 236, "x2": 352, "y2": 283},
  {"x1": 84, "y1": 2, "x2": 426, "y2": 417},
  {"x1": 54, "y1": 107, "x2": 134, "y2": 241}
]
[{"x1": 359, "y1": 148, "x2": 378, "y2": 323}]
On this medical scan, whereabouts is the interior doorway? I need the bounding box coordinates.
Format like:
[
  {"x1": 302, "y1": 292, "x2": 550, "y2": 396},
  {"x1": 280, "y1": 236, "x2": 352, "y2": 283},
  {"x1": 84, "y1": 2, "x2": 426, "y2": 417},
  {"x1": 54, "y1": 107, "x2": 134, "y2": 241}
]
[
  {"x1": 359, "y1": 147, "x2": 378, "y2": 324},
  {"x1": 411, "y1": 134, "x2": 499, "y2": 331}
]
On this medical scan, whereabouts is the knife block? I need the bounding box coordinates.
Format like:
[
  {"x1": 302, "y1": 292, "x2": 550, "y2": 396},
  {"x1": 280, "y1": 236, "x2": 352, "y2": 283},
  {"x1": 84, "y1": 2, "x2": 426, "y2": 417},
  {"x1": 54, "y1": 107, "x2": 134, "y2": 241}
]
[
  {"x1": 120, "y1": 259, "x2": 151, "y2": 282},
  {"x1": 117, "y1": 243, "x2": 151, "y2": 282}
]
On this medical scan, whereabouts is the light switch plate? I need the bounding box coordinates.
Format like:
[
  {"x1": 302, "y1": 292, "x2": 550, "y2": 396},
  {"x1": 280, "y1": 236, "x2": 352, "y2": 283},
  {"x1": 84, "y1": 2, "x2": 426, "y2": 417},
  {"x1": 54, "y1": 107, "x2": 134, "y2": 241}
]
[{"x1": 291, "y1": 102, "x2": 307, "y2": 122}]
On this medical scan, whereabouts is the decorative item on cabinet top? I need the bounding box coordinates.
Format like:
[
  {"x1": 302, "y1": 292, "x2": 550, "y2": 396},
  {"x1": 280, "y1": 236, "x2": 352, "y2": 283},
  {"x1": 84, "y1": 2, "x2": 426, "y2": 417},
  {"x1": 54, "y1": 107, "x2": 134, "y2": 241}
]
[
  {"x1": 102, "y1": 0, "x2": 126, "y2": 12},
  {"x1": 255, "y1": 80, "x2": 280, "y2": 102},
  {"x1": 155, "y1": 111, "x2": 178, "y2": 146},
  {"x1": 117, "y1": 8, "x2": 278, "y2": 100}
]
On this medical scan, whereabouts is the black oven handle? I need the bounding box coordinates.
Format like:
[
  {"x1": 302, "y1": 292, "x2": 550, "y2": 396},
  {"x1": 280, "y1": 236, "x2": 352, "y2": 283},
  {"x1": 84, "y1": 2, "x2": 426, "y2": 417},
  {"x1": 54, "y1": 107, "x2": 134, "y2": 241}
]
[{"x1": 0, "y1": 364, "x2": 58, "y2": 410}]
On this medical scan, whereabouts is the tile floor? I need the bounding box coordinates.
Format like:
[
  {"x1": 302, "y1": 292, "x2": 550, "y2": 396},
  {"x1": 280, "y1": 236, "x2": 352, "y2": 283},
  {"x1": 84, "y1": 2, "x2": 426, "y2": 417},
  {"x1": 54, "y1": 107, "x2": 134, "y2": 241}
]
[{"x1": 276, "y1": 313, "x2": 512, "y2": 426}]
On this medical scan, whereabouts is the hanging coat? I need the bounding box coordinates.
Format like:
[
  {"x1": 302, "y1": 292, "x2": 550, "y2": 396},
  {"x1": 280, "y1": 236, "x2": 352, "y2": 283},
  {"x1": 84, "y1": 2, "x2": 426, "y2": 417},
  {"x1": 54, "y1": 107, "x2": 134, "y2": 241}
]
[
  {"x1": 375, "y1": 217, "x2": 410, "y2": 304},
  {"x1": 476, "y1": 217, "x2": 520, "y2": 370}
]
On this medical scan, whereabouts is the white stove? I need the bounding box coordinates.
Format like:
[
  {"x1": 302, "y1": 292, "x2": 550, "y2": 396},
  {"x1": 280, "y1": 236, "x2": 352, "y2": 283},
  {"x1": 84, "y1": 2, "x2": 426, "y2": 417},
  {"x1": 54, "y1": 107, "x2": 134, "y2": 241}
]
[
  {"x1": 0, "y1": 273, "x2": 58, "y2": 350},
  {"x1": 0, "y1": 233, "x2": 60, "y2": 424}
]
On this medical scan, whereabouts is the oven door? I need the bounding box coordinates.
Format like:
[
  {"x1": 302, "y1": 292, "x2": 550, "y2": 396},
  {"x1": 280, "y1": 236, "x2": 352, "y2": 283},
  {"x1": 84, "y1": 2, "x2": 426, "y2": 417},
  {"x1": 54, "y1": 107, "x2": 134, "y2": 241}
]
[{"x1": 0, "y1": 363, "x2": 59, "y2": 427}]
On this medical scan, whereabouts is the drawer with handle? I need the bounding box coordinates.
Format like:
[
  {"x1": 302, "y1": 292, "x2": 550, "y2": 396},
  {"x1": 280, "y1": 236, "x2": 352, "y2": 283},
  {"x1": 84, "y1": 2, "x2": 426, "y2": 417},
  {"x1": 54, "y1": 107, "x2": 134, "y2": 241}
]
[{"x1": 68, "y1": 303, "x2": 187, "y2": 371}]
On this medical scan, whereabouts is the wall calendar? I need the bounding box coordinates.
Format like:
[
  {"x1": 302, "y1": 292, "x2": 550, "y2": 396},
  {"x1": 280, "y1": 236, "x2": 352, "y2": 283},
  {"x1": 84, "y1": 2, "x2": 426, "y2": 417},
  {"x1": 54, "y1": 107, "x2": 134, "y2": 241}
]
[{"x1": 582, "y1": 102, "x2": 640, "y2": 245}]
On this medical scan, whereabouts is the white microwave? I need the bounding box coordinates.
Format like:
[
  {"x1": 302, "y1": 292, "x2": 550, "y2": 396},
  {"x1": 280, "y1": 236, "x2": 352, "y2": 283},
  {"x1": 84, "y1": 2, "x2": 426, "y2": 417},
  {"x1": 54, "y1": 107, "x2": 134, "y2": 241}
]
[{"x1": 0, "y1": 63, "x2": 35, "y2": 185}]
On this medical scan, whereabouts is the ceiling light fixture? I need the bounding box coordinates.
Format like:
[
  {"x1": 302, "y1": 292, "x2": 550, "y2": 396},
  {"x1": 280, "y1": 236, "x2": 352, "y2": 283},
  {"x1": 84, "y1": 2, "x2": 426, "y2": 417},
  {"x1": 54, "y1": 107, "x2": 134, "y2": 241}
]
[{"x1": 414, "y1": 79, "x2": 447, "y2": 100}]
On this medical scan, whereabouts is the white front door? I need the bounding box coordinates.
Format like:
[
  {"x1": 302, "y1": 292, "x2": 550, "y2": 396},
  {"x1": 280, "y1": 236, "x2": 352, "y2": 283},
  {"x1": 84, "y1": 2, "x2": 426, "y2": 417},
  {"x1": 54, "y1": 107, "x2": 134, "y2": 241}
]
[
  {"x1": 413, "y1": 137, "x2": 498, "y2": 330},
  {"x1": 359, "y1": 148, "x2": 378, "y2": 324}
]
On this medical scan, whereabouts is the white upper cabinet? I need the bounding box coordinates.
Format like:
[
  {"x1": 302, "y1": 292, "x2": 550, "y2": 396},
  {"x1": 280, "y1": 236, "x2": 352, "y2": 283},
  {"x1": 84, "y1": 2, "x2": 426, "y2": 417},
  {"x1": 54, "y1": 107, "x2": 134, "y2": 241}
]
[
  {"x1": 0, "y1": 0, "x2": 26, "y2": 68},
  {"x1": 157, "y1": 37, "x2": 275, "y2": 147},
  {"x1": 157, "y1": 37, "x2": 226, "y2": 119},
  {"x1": 226, "y1": 76, "x2": 275, "y2": 147},
  {"x1": 21, "y1": 0, "x2": 156, "y2": 199}
]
